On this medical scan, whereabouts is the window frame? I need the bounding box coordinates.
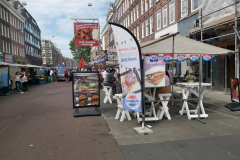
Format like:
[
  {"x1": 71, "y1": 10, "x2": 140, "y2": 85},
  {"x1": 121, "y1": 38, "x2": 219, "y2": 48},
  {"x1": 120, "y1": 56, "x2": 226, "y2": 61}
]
[
  {"x1": 145, "y1": 19, "x2": 148, "y2": 37},
  {"x1": 191, "y1": 0, "x2": 198, "y2": 12},
  {"x1": 137, "y1": 4, "x2": 139, "y2": 19},
  {"x1": 163, "y1": 5, "x2": 167, "y2": 27},
  {"x1": 169, "y1": 0, "x2": 175, "y2": 24},
  {"x1": 181, "y1": 0, "x2": 188, "y2": 17},
  {"x1": 157, "y1": 9, "x2": 161, "y2": 30},
  {"x1": 142, "y1": 21, "x2": 145, "y2": 38},
  {"x1": 141, "y1": 0, "x2": 144, "y2": 15},
  {"x1": 150, "y1": 15, "x2": 153, "y2": 34}
]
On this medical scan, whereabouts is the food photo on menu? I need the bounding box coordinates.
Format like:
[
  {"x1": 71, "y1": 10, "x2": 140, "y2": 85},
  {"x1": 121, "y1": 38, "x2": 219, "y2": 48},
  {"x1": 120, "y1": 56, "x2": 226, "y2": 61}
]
[{"x1": 72, "y1": 73, "x2": 100, "y2": 108}]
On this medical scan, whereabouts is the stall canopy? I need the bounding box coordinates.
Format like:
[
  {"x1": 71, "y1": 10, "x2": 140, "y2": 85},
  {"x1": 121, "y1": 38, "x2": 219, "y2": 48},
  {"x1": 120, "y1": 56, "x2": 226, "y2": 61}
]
[{"x1": 141, "y1": 33, "x2": 235, "y2": 56}]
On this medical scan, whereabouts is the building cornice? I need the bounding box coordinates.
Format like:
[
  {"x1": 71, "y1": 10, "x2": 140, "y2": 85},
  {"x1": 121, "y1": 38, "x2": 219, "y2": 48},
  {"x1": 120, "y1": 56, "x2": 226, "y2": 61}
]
[{"x1": 1, "y1": 0, "x2": 25, "y2": 22}]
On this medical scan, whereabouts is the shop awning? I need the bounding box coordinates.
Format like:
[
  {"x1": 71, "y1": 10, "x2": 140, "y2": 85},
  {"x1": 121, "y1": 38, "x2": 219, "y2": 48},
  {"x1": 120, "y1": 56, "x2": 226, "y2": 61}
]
[{"x1": 140, "y1": 33, "x2": 235, "y2": 55}]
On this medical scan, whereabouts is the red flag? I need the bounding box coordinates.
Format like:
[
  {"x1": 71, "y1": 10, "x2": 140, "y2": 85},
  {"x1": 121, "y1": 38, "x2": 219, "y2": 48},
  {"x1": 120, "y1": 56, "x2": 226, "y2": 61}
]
[
  {"x1": 79, "y1": 58, "x2": 83, "y2": 66},
  {"x1": 81, "y1": 61, "x2": 85, "y2": 68}
]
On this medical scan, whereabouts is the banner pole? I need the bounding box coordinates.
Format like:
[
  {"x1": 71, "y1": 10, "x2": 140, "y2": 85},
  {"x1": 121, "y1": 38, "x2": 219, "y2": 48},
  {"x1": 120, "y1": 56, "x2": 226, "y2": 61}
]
[
  {"x1": 142, "y1": 55, "x2": 146, "y2": 130},
  {"x1": 171, "y1": 36, "x2": 175, "y2": 106}
]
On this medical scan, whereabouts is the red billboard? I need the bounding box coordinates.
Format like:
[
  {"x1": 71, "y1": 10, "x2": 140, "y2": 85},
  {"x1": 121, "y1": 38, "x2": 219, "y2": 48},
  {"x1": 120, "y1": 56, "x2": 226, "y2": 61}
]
[{"x1": 74, "y1": 23, "x2": 99, "y2": 47}]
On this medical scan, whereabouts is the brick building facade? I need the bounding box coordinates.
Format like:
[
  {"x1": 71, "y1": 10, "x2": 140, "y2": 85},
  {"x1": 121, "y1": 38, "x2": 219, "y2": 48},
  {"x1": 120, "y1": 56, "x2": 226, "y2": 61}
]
[
  {"x1": 102, "y1": 0, "x2": 200, "y2": 50},
  {"x1": 0, "y1": 0, "x2": 25, "y2": 64}
]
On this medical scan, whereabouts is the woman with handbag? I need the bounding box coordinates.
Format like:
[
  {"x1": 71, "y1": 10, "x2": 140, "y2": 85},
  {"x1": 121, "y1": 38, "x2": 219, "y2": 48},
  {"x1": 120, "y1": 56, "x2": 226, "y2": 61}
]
[{"x1": 20, "y1": 72, "x2": 28, "y2": 93}]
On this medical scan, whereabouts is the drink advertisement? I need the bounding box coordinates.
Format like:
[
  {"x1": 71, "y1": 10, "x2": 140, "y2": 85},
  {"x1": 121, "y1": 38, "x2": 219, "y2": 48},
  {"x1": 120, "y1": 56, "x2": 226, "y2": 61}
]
[
  {"x1": 72, "y1": 72, "x2": 100, "y2": 108},
  {"x1": 110, "y1": 23, "x2": 142, "y2": 113},
  {"x1": 74, "y1": 23, "x2": 99, "y2": 47},
  {"x1": 230, "y1": 78, "x2": 239, "y2": 103},
  {"x1": 144, "y1": 56, "x2": 165, "y2": 88}
]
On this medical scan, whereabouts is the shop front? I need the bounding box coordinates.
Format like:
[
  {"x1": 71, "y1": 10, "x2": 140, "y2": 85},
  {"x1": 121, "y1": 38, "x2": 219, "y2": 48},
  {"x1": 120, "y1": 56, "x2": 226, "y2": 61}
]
[
  {"x1": 12, "y1": 55, "x2": 27, "y2": 64},
  {"x1": 0, "y1": 53, "x2": 4, "y2": 62},
  {"x1": 3, "y1": 53, "x2": 13, "y2": 63}
]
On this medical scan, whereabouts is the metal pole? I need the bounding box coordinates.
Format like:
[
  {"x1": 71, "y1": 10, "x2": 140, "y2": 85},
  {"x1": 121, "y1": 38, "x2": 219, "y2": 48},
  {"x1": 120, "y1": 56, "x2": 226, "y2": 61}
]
[
  {"x1": 171, "y1": 36, "x2": 174, "y2": 106},
  {"x1": 142, "y1": 55, "x2": 146, "y2": 130},
  {"x1": 198, "y1": 8, "x2": 205, "y2": 124},
  {"x1": 235, "y1": 0, "x2": 239, "y2": 78}
]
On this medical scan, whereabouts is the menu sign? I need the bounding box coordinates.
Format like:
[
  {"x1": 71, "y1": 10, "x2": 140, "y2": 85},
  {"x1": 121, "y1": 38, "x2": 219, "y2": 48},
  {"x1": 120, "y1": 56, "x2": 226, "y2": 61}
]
[
  {"x1": 230, "y1": 78, "x2": 239, "y2": 103},
  {"x1": 144, "y1": 56, "x2": 165, "y2": 88},
  {"x1": 72, "y1": 72, "x2": 100, "y2": 108},
  {"x1": 74, "y1": 23, "x2": 99, "y2": 47}
]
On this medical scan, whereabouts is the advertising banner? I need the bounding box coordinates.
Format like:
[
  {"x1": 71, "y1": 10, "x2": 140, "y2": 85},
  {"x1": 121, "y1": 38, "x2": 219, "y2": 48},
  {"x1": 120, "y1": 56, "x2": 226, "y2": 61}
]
[
  {"x1": 177, "y1": 54, "x2": 185, "y2": 62},
  {"x1": 74, "y1": 23, "x2": 99, "y2": 47},
  {"x1": 110, "y1": 23, "x2": 142, "y2": 113},
  {"x1": 230, "y1": 78, "x2": 239, "y2": 103},
  {"x1": 203, "y1": 54, "x2": 211, "y2": 61},
  {"x1": 164, "y1": 54, "x2": 173, "y2": 62},
  {"x1": 190, "y1": 54, "x2": 199, "y2": 62},
  {"x1": 145, "y1": 56, "x2": 165, "y2": 88},
  {"x1": 72, "y1": 72, "x2": 100, "y2": 109}
]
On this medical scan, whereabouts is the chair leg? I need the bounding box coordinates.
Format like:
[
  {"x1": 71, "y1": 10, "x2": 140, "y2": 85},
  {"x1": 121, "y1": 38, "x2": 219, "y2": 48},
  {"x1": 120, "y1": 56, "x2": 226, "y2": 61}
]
[
  {"x1": 125, "y1": 111, "x2": 132, "y2": 121},
  {"x1": 115, "y1": 109, "x2": 121, "y2": 119},
  {"x1": 120, "y1": 111, "x2": 126, "y2": 122}
]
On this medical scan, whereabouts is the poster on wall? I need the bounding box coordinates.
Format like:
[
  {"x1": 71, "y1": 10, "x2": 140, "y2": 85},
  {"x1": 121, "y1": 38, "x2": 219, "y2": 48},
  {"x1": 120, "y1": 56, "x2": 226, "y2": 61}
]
[
  {"x1": 110, "y1": 22, "x2": 142, "y2": 113},
  {"x1": 72, "y1": 72, "x2": 100, "y2": 109},
  {"x1": 230, "y1": 78, "x2": 239, "y2": 103},
  {"x1": 74, "y1": 23, "x2": 99, "y2": 47},
  {"x1": 144, "y1": 56, "x2": 165, "y2": 88}
]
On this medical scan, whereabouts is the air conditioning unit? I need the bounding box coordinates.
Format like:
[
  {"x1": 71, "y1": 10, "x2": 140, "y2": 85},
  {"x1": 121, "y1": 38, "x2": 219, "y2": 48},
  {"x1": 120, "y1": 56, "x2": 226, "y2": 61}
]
[{"x1": 193, "y1": 19, "x2": 199, "y2": 28}]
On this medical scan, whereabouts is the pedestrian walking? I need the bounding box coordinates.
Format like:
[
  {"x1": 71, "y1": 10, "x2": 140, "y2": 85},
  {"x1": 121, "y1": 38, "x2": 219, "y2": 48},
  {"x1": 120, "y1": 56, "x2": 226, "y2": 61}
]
[
  {"x1": 20, "y1": 71, "x2": 28, "y2": 93},
  {"x1": 64, "y1": 69, "x2": 69, "y2": 83},
  {"x1": 14, "y1": 72, "x2": 24, "y2": 94},
  {"x1": 50, "y1": 69, "x2": 54, "y2": 81}
]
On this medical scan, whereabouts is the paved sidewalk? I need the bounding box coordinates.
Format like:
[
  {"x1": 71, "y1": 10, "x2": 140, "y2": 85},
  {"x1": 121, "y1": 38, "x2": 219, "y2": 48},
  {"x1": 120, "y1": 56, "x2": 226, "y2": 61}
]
[{"x1": 100, "y1": 90, "x2": 240, "y2": 160}]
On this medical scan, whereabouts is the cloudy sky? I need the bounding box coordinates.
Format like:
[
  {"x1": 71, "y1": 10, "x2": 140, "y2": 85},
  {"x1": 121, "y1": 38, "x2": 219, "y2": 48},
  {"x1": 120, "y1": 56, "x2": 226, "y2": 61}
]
[{"x1": 23, "y1": 0, "x2": 114, "y2": 58}]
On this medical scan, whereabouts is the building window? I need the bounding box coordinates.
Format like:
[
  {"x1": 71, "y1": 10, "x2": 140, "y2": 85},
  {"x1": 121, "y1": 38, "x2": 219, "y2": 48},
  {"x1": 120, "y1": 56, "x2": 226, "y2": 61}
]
[
  {"x1": 163, "y1": 5, "x2": 167, "y2": 27},
  {"x1": 145, "y1": 19, "x2": 149, "y2": 36},
  {"x1": 134, "y1": 7, "x2": 136, "y2": 21},
  {"x1": 0, "y1": 6, "x2": 2, "y2": 18},
  {"x1": 181, "y1": 0, "x2": 188, "y2": 17},
  {"x1": 134, "y1": 28, "x2": 136, "y2": 37},
  {"x1": 157, "y1": 9, "x2": 161, "y2": 30},
  {"x1": 137, "y1": 4, "x2": 139, "y2": 19},
  {"x1": 150, "y1": 15, "x2": 153, "y2": 34},
  {"x1": 128, "y1": 14, "x2": 130, "y2": 27},
  {"x1": 191, "y1": 0, "x2": 198, "y2": 11},
  {"x1": 169, "y1": 0, "x2": 175, "y2": 23},
  {"x1": 141, "y1": 0, "x2": 144, "y2": 15},
  {"x1": 131, "y1": 10, "x2": 133, "y2": 23},
  {"x1": 150, "y1": 0, "x2": 153, "y2": 8},
  {"x1": 137, "y1": 25, "x2": 139, "y2": 40},
  {"x1": 142, "y1": 21, "x2": 145, "y2": 38},
  {"x1": 145, "y1": 0, "x2": 148, "y2": 11}
]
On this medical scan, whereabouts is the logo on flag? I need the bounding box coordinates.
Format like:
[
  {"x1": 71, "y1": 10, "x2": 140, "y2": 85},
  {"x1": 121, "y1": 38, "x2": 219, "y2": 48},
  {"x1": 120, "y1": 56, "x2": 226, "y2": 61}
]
[
  {"x1": 164, "y1": 54, "x2": 173, "y2": 62},
  {"x1": 190, "y1": 54, "x2": 198, "y2": 62},
  {"x1": 126, "y1": 93, "x2": 140, "y2": 110},
  {"x1": 116, "y1": 42, "x2": 118, "y2": 46},
  {"x1": 124, "y1": 41, "x2": 126, "y2": 44},
  {"x1": 150, "y1": 54, "x2": 158, "y2": 62},
  {"x1": 177, "y1": 55, "x2": 185, "y2": 62},
  {"x1": 203, "y1": 54, "x2": 211, "y2": 61}
]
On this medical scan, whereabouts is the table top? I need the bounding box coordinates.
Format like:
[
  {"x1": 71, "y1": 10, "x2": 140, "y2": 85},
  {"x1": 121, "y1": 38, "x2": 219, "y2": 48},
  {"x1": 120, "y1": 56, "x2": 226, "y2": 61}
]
[
  {"x1": 176, "y1": 82, "x2": 212, "y2": 87},
  {"x1": 114, "y1": 94, "x2": 123, "y2": 98}
]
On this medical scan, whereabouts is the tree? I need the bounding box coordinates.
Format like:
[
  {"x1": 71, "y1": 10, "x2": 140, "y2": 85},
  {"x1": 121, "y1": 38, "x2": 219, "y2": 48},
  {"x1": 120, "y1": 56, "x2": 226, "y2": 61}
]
[{"x1": 69, "y1": 38, "x2": 91, "y2": 64}]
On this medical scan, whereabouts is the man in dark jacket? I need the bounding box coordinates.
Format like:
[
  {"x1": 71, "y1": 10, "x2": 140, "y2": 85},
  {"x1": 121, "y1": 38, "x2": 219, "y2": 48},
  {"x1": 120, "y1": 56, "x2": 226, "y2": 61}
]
[{"x1": 103, "y1": 69, "x2": 116, "y2": 95}]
